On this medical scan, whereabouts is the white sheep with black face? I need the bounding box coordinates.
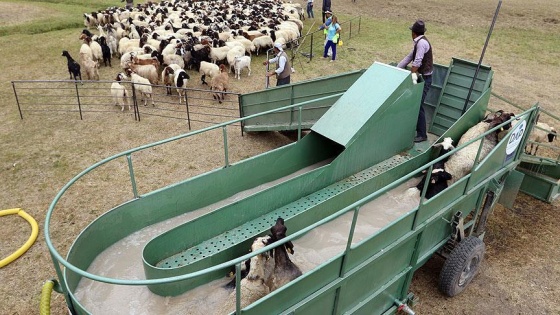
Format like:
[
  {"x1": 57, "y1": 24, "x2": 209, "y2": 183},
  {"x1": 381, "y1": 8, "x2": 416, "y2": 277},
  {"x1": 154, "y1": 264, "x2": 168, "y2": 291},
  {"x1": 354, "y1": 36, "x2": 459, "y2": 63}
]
[
  {"x1": 174, "y1": 69, "x2": 190, "y2": 104},
  {"x1": 445, "y1": 111, "x2": 515, "y2": 185},
  {"x1": 525, "y1": 122, "x2": 556, "y2": 155},
  {"x1": 125, "y1": 68, "x2": 154, "y2": 107}
]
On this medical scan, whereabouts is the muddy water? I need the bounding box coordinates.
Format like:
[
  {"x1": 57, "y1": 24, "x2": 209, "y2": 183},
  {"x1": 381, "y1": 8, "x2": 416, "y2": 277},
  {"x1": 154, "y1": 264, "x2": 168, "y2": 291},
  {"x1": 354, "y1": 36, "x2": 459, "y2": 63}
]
[{"x1": 74, "y1": 162, "x2": 421, "y2": 314}]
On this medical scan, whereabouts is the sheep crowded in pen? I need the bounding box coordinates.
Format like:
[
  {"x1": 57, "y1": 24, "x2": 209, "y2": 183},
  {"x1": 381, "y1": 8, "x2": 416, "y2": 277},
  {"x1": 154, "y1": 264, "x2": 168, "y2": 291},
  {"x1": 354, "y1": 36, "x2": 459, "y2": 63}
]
[
  {"x1": 525, "y1": 122, "x2": 557, "y2": 155},
  {"x1": 199, "y1": 61, "x2": 220, "y2": 85},
  {"x1": 74, "y1": 0, "x2": 306, "y2": 110},
  {"x1": 161, "y1": 64, "x2": 183, "y2": 95}
]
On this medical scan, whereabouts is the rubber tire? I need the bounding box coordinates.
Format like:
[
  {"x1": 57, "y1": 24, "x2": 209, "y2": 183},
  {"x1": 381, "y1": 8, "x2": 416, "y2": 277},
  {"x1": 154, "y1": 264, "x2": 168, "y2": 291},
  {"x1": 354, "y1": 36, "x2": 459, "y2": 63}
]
[{"x1": 439, "y1": 236, "x2": 485, "y2": 297}]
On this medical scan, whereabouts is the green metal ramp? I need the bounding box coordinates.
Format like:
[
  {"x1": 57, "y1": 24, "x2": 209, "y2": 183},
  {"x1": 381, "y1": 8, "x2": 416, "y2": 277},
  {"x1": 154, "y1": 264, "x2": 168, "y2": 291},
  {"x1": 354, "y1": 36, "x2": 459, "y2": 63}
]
[{"x1": 142, "y1": 62, "x2": 424, "y2": 295}]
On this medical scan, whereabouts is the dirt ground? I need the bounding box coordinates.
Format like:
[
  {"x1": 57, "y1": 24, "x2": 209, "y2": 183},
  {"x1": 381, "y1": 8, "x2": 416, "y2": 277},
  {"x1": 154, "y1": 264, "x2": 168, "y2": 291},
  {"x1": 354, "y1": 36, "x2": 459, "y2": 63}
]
[{"x1": 0, "y1": 0, "x2": 558, "y2": 314}]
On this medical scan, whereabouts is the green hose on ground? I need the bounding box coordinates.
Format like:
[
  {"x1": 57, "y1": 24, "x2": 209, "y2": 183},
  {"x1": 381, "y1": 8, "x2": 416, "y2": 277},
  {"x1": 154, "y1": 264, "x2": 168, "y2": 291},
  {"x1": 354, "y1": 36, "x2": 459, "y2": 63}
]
[{"x1": 40, "y1": 280, "x2": 55, "y2": 315}]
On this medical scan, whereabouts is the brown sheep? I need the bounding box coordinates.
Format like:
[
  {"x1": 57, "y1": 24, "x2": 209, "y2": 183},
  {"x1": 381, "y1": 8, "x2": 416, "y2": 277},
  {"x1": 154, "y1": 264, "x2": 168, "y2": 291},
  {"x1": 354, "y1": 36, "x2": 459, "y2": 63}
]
[{"x1": 210, "y1": 64, "x2": 229, "y2": 103}]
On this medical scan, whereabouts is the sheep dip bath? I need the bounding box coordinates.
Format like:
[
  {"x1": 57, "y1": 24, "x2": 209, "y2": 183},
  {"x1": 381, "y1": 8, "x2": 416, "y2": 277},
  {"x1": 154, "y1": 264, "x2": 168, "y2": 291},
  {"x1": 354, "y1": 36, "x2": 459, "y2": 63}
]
[{"x1": 74, "y1": 166, "x2": 420, "y2": 314}]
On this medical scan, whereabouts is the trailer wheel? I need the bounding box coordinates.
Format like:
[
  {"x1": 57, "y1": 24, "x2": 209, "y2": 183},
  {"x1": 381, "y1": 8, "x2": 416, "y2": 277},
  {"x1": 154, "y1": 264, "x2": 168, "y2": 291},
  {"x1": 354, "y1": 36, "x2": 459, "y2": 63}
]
[{"x1": 439, "y1": 236, "x2": 485, "y2": 297}]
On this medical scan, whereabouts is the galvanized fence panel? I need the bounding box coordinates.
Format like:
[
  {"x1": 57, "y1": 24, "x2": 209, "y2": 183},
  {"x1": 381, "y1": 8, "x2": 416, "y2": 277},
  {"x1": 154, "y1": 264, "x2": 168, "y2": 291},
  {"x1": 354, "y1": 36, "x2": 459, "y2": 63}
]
[{"x1": 11, "y1": 79, "x2": 242, "y2": 131}]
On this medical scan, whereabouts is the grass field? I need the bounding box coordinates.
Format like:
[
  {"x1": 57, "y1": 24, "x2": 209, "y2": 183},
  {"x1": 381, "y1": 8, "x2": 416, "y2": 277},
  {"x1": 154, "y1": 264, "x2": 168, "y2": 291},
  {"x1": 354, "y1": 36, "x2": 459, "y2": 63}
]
[{"x1": 0, "y1": 0, "x2": 559, "y2": 314}]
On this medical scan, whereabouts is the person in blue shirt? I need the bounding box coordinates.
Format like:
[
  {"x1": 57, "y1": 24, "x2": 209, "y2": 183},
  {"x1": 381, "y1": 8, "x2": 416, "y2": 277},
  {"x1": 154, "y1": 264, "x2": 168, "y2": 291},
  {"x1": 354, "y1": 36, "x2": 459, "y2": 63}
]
[
  {"x1": 307, "y1": 0, "x2": 315, "y2": 19},
  {"x1": 322, "y1": 15, "x2": 341, "y2": 61},
  {"x1": 319, "y1": 11, "x2": 334, "y2": 57}
]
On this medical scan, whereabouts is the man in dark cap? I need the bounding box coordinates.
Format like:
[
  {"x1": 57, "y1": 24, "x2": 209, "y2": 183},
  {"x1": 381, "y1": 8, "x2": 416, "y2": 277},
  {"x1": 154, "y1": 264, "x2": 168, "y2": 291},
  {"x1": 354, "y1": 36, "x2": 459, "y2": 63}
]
[{"x1": 397, "y1": 19, "x2": 433, "y2": 143}]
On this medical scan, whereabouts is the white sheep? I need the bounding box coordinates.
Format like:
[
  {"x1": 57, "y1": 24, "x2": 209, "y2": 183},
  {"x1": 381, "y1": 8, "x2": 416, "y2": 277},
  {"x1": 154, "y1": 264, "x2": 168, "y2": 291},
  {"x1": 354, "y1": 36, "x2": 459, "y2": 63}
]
[
  {"x1": 83, "y1": 58, "x2": 99, "y2": 80},
  {"x1": 252, "y1": 35, "x2": 273, "y2": 56},
  {"x1": 174, "y1": 69, "x2": 190, "y2": 104},
  {"x1": 199, "y1": 61, "x2": 220, "y2": 85},
  {"x1": 221, "y1": 236, "x2": 271, "y2": 314},
  {"x1": 210, "y1": 45, "x2": 231, "y2": 64},
  {"x1": 233, "y1": 36, "x2": 256, "y2": 55},
  {"x1": 127, "y1": 63, "x2": 159, "y2": 85},
  {"x1": 233, "y1": 56, "x2": 251, "y2": 80},
  {"x1": 226, "y1": 46, "x2": 245, "y2": 74},
  {"x1": 126, "y1": 68, "x2": 155, "y2": 107},
  {"x1": 445, "y1": 111, "x2": 515, "y2": 185},
  {"x1": 525, "y1": 122, "x2": 557, "y2": 155},
  {"x1": 111, "y1": 72, "x2": 130, "y2": 111}
]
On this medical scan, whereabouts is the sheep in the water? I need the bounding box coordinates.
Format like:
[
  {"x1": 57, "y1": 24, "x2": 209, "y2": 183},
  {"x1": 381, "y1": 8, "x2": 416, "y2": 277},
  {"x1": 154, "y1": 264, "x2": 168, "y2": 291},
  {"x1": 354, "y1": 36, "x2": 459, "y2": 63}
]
[
  {"x1": 268, "y1": 218, "x2": 302, "y2": 291},
  {"x1": 221, "y1": 236, "x2": 271, "y2": 312}
]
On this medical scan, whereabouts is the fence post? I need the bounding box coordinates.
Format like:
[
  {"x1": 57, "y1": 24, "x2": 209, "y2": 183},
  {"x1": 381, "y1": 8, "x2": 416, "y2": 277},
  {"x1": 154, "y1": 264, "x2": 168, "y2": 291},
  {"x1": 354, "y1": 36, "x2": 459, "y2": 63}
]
[
  {"x1": 74, "y1": 82, "x2": 83, "y2": 120},
  {"x1": 309, "y1": 33, "x2": 314, "y2": 62},
  {"x1": 131, "y1": 83, "x2": 140, "y2": 121},
  {"x1": 184, "y1": 89, "x2": 191, "y2": 130},
  {"x1": 12, "y1": 82, "x2": 24, "y2": 119},
  {"x1": 238, "y1": 94, "x2": 244, "y2": 137},
  {"x1": 349, "y1": 20, "x2": 352, "y2": 39}
]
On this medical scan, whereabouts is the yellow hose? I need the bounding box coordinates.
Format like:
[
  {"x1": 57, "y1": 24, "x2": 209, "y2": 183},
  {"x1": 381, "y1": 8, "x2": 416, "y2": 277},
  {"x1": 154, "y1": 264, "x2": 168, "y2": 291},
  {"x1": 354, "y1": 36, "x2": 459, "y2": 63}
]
[
  {"x1": 40, "y1": 280, "x2": 55, "y2": 315},
  {"x1": 0, "y1": 208, "x2": 39, "y2": 268}
]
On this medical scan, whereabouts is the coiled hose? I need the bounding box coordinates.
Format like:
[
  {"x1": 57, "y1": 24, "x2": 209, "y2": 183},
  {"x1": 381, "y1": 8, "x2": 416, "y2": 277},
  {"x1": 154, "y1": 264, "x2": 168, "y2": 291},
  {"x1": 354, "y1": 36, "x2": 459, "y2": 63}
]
[{"x1": 40, "y1": 280, "x2": 55, "y2": 315}]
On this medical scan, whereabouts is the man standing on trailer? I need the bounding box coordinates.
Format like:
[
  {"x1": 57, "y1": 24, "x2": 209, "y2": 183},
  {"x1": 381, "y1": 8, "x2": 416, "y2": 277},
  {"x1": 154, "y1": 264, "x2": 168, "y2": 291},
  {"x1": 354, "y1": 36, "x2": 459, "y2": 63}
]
[{"x1": 397, "y1": 19, "x2": 433, "y2": 143}]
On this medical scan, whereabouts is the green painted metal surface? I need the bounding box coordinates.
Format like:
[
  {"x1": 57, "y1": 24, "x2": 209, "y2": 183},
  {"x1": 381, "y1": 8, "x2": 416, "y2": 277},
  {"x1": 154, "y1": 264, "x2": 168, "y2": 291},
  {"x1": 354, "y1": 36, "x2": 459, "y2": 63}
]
[
  {"x1": 45, "y1": 59, "x2": 546, "y2": 315},
  {"x1": 241, "y1": 69, "x2": 365, "y2": 132},
  {"x1": 429, "y1": 58, "x2": 493, "y2": 136},
  {"x1": 517, "y1": 161, "x2": 560, "y2": 202}
]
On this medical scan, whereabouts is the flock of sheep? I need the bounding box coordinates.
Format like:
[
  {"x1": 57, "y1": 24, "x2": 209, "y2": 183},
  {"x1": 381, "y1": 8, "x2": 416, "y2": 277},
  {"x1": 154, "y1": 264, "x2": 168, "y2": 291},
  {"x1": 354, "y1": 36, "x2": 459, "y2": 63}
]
[{"x1": 66, "y1": 0, "x2": 304, "y2": 110}]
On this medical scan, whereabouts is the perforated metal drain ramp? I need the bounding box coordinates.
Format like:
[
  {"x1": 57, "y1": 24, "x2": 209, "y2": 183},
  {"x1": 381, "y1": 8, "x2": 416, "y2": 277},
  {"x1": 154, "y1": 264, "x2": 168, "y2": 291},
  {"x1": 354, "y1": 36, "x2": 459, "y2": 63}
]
[{"x1": 156, "y1": 155, "x2": 411, "y2": 268}]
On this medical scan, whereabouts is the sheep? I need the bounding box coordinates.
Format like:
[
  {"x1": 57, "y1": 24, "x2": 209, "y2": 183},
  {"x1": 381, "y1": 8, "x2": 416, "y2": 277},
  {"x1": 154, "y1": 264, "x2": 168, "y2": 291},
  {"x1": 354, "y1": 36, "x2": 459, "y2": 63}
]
[
  {"x1": 79, "y1": 43, "x2": 93, "y2": 65},
  {"x1": 61, "y1": 50, "x2": 82, "y2": 81},
  {"x1": 97, "y1": 36, "x2": 112, "y2": 67},
  {"x1": 127, "y1": 63, "x2": 159, "y2": 85},
  {"x1": 221, "y1": 236, "x2": 271, "y2": 313},
  {"x1": 80, "y1": 34, "x2": 103, "y2": 63},
  {"x1": 174, "y1": 69, "x2": 190, "y2": 104},
  {"x1": 209, "y1": 45, "x2": 231, "y2": 64},
  {"x1": 111, "y1": 72, "x2": 130, "y2": 111},
  {"x1": 125, "y1": 68, "x2": 155, "y2": 107},
  {"x1": 161, "y1": 64, "x2": 182, "y2": 95},
  {"x1": 199, "y1": 61, "x2": 220, "y2": 85},
  {"x1": 233, "y1": 56, "x2": 251, "y2": 80},
  {"x1": 226, "y1": 46, "x2": 245, "y2": 74},
  {"x1": 252, "y1": 35, "x2": 273, "y2": 56},
  {"x1": 432, "y1": 137, "x2": 455, "y2": 170},
  {"x1": 233, "y1": 36, "x2": 256, "y2": 55},
  {"x1": 268, "y1": 218, "x2": 301, "y2": 292},
  {"x1": 525, "y1": 122, "x2": 556, "y2": 155},
  {"x1": 445, "y1": 111, "x2": 515, "y2": 185},
  {"x1": 412, "y1": 168, "x2": 453, "y2": 200},
  {"x1": 83, "y1": 58, "x2": 100, "y2": 80},
  {"x1": 210, "y1": 64, "x2": 229, "y2": 103}
]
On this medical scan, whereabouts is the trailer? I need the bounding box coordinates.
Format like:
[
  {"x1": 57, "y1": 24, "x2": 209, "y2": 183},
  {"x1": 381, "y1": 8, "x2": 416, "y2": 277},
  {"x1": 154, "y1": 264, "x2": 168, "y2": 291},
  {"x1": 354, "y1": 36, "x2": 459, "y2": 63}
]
[{"x1": 44, "y1": 59, "x2": 558, "y2": 314}]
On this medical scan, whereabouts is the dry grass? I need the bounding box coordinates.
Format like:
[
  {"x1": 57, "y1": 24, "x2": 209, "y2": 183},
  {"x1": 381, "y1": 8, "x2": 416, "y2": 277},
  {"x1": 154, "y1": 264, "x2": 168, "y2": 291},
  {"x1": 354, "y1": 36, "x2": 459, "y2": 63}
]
[{"x1": 0, "y1": 0, "x2": 559, "y2": 314}]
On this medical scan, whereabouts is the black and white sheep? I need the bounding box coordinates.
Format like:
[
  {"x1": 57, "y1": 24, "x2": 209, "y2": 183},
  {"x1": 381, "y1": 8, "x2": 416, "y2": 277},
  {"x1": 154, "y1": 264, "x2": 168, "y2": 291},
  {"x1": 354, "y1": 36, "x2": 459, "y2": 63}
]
[
  {"x1": 445, "y1": 111, "x2": 515, "y2": 184},
  {"x1": 525, "y1": 122, "x2": 556, "y2": 155},
  {"x1": 174, "y1": 69, "x2": 190, "y2": 104},
  {"x1": 61, "y1": 50, "x2": 82, "y2": 81},
  {"x1": 412, "y1": 168, "x2": 453, "y2": 200}
]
